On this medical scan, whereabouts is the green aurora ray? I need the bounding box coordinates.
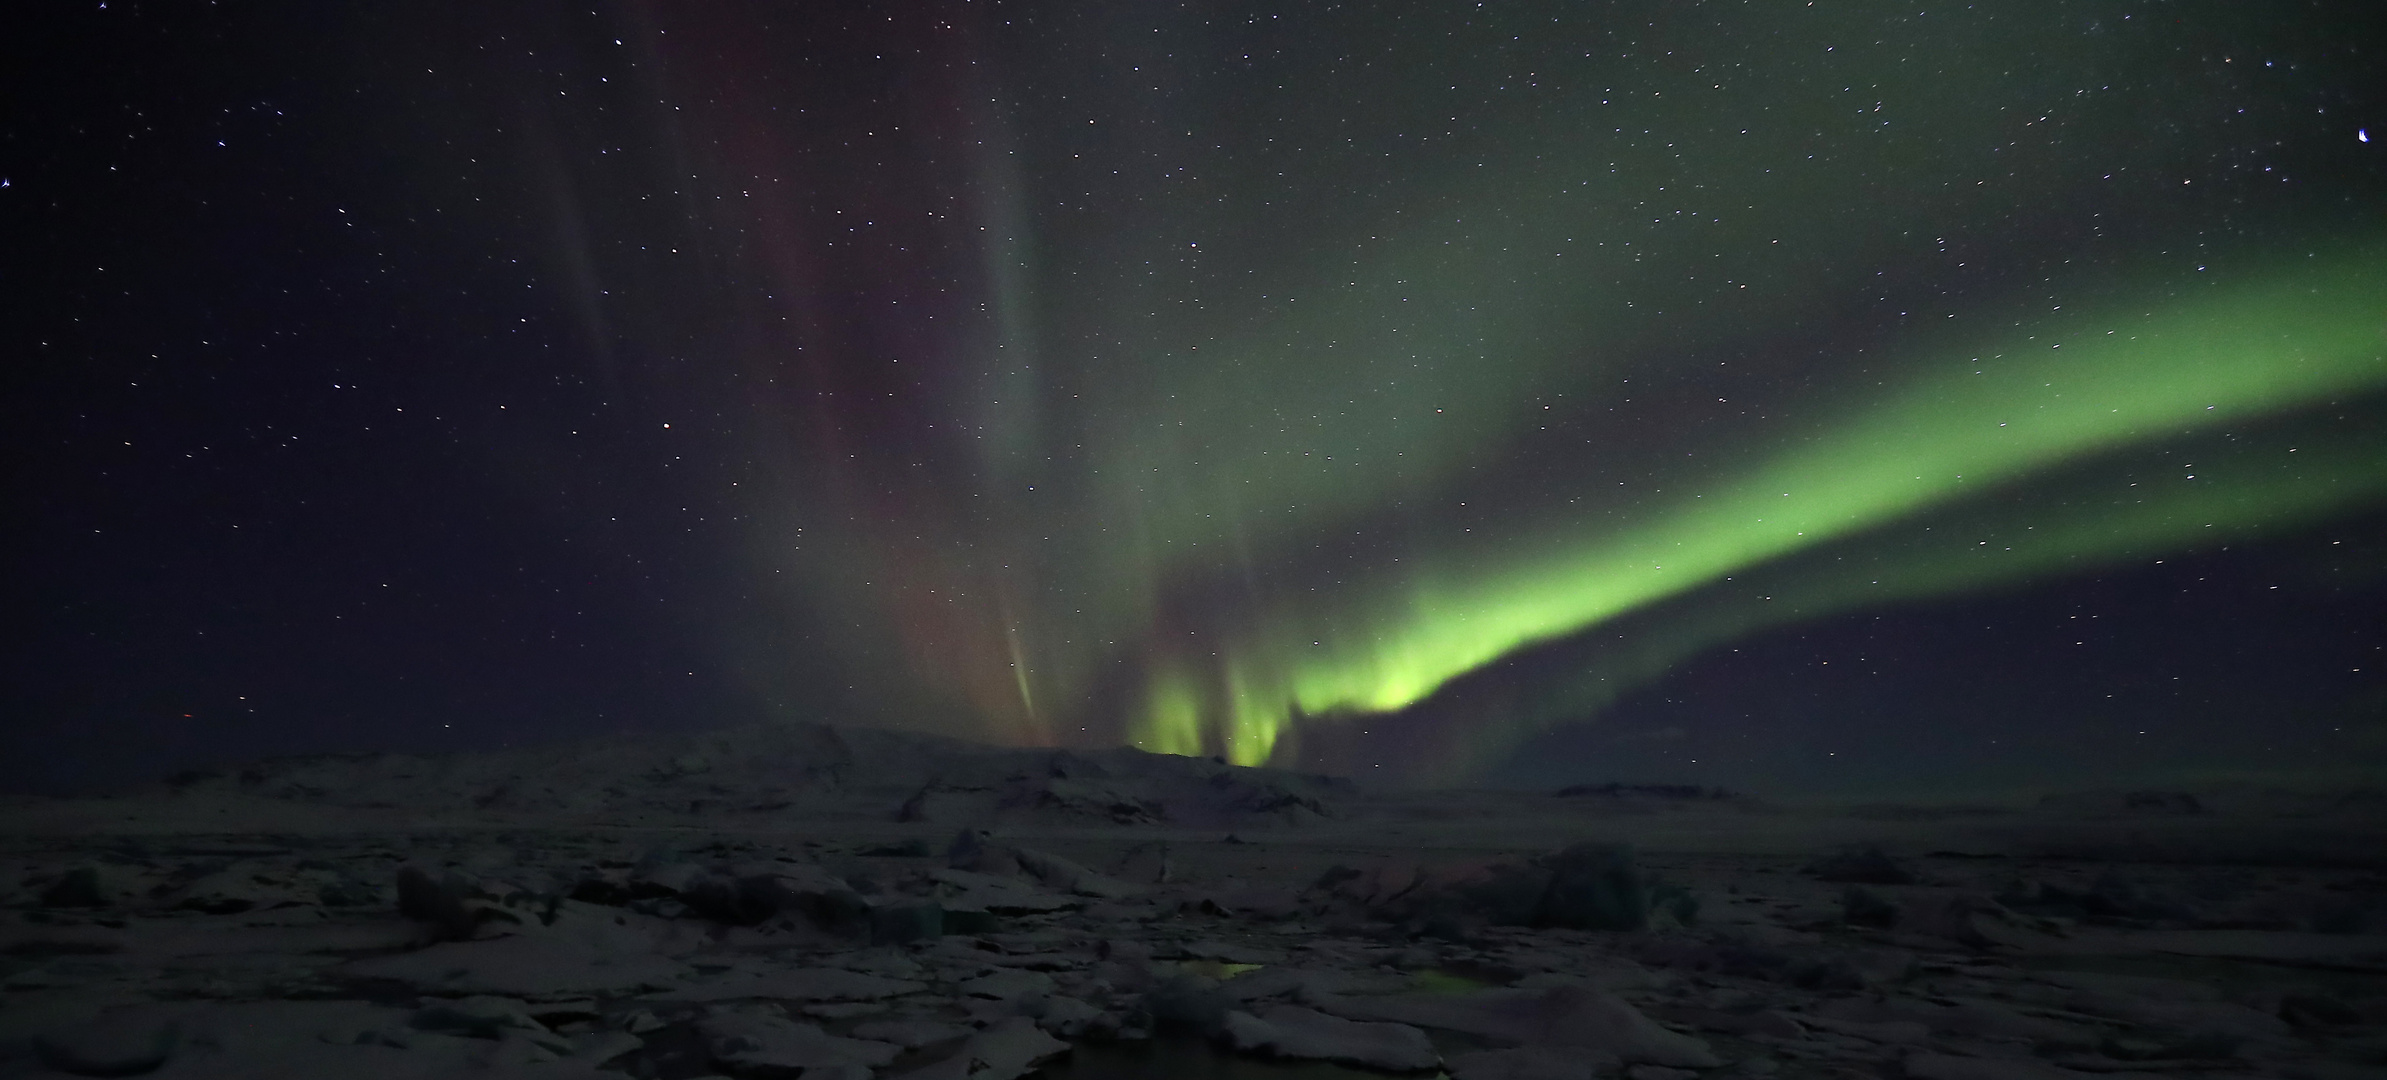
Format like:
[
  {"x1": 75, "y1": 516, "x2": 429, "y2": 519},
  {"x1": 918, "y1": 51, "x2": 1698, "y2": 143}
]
[{"x1": 1124, "y1": 247, "x2": 2387, "y2": 765}]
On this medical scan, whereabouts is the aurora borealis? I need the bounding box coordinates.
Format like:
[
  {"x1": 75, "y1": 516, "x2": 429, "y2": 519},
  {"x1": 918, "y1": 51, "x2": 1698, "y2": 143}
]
[
  {"x1": 1138, "y1": 247, "x2": 2387, "y2": 770},
  {"x1": 8, "y1": 0, "x2": 2384, "y2": 794}
]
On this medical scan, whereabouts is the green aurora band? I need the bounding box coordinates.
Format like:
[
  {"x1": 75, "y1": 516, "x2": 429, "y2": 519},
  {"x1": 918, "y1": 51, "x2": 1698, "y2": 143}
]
[
  {"x1": 1285, "y1": 393, "x2": 2387, "y2": 784},
  {"x1": 1128, "y1": 247, "x2": 2387, "y2": 765}
]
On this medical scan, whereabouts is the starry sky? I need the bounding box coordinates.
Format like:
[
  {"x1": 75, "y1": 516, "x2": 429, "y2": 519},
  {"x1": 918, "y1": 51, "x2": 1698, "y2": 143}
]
[{"x1": 6, "y1": 0, "x2": 2384, "y2": 798}]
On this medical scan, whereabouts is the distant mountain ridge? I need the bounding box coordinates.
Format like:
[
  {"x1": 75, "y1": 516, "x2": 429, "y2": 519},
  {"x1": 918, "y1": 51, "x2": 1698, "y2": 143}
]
[{"x1": 149, "y1": 721, "x2": 1347, "y2": 829}]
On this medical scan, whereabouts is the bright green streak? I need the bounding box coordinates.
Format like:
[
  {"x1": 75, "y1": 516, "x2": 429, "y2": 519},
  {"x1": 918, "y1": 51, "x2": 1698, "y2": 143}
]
[
  {"x1": 1406, "y1": 408, "x2": 2387, "y2": 781},
  {"x1": 1141, "y1": 250, "x2": 2387, "y2": 762}
]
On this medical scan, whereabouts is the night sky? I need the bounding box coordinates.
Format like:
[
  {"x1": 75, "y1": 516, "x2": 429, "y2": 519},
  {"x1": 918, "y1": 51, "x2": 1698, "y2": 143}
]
[{"x1": 6, "y1": 0, "x2": 2384, "y2": 798}]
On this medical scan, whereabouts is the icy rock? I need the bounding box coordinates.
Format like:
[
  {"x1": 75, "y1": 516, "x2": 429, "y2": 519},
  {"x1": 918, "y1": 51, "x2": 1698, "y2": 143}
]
[
  {"x1": 478, "y1": 1030, "x2": 569, "y2": 1066},
  {"x1": 732, "y1": 862, "x2": 872, "y2": 932},
  {"x1": 1538, "y1": 843, "x2": 1649, "y2": 931},
  {"x1": 1514, "y1": 964, "x2": 1670, "y2": 995},
  {"x1": 2098, "y1": 1030, "x2": 2247, "y2": 1062},
  {"x1": 1222, "y1": 1004, "x2": 1441, "y2": 1072},
  {"x1": 0, "y1": 922, "x2": 127, "y2": 957},
  {"x1": 410, "y1": 994, "x2": 550, "y2": 1039},
  {"x1": 315, "y1": 873, "x2": 381, "y2": 908},
  {"x1": 1995, "y1": 875, "x2": 2193, "y2": 924},
  {"x1": 1291, "y1": 966, "x2": 1417, "y2": 1000},
  {"x1": 82, "y1": 999, "x2": 566, "y2": 1077},
  {"x1": 33, "y1": 1009, "x2": 180, "y2": 1077},
  {"x1": 1114, "y1": 841, "x2": 1173, "y2": 884},
  {"x1": 1842, "y1": 885, "x2": 1900, "y2": 928},
  {"x1": 1626, "y1": 1066, "x2": 1699, "y2": 1080},
  {"x1": 1146, "y1": 971, "x2": 1233, "y2": 1034},
  {"x1": 803, "y1": 1001, "x2": 892, "y2": 1020},
  {"x1": 900, "y1": 785, "x2": 989, "y2": 825},
  {"x1": 944, "y1": 906, "x2": 1003, "y2": 934},
  {"x1": 2095, "y1": 997, "x2": 2288, "y2": 1042},
  {"x1": 794, "y1": 1067, "x2": 876, "y2": 1080},
  {"x1": 396, "y1": 864, "x2": 490, "y2": 940},
  {"x1": 1013, "y1": 773, "x2": 1178, "y2": 826},
  {"x1": 2279, "y1": 993, "x2": 2363, "y2": 1031},
  {"x1": 628, "y1": 855, "x2": 709, "y2": 898},
  {"x1": 852, "y1": 1016, "x2": 974, "y2": 1048},
  {"x1": 871, "y1": 900, "x2": 945, "y2": 944},
  {"x1": 646, "y1": 860, "x2": 866, "y2": 928},
  {"x1": 1797, "y1": 1013, "x2": 1931, "y2": 1045},
  {"x1": 947, "y1": 829, "x2": 1022, "y2": 876},
  {"x1": 1409, "y1": 862, "x2": 1555, "y2": 928},
  {"x1": 1015, "y1": 846, "x2": 1142, "y2": 898},
  {"x1": 833, "y1": 949, "x2": 928, "y2": 980},
  {"x1": 1835, "y1": 946, "x2": 1918, "y2": 987},
  {"x1": 173, "y1": 862, "x2": 301, "y2": 914},
  {"x1": 1902, "y1": 1053, "x2": 2087, "y2": 1080},
  {"x1": 612, "y1": 1008, "x2": 667, "y2": 1034},
  {"x1": 1216, "y1": 965, "x2": 1314, "y2": 1003},
  {"x1": 960, "y1": 967, "x2": 1055, "y2": 999},
  {"x1": 1891, "y1": 891, "x2": 2023, "y2": 948},
  {"x1": 1097, "y1": 937, "x2": 1154, "y2": 964},
  {"x1": 1176, "y1": 937, "x2": 1277, "y2": 965},
  {"x1": 1805, "y1": 847, "x2": 1918, "y2": 885},
  {"x1": 668, "y1": 869, "x2": 747, "y2": 923},
  {"x1": 652, "y1": 965, "x2": 926, "y2": 1003},
  {"x1": 1829, "y1": 998, "x2": 2092, "y2": 1049},
  {"x1": 343, "y1": 923, "x2": 690, "y2": 996},
  {"x1": 930, "y1": 868, "x2": 1079, "y2": 915},
  {"x1": 38, "y1": 865, "x2": 115, "y2": 909},
  {"x1": 1309, "y1": 862, "x2": 1400, "y2": 908},
  {"x1": 997, "y1": 949, "x2": 1086, "y2": 973},
  {"x1": 884, "y1": 1016, "x2": 1069, "y2": 1080},
  {"x1": 1026, "y1": 993, "x2": 1107, "y2": 1037},
  {"x1": 1375, "y1": 844, "x2": 1655, "y2": 931},
  {"x1": 1656, "y1": 1004, "x2": 1805, "y2": 1040},
  {"x1": 1197, "y1": 884, "x2": 1306, "y2": 919},
  {"x1": 1324, "y1": 985, "x2": 1720, "y2": 1068},
  {"x1": 525, "y1": 998, "x2": 600, "y2": 1027},
  {"x1": 1447, "y1": 1045, "x2": 1612, "y2": 1080},
  {"x1": 570, "y1": 1029, "x2": 645, "y2": 1064},
  {"x1": 699, "y1": 1010, "x2": 901, "y2": 1074},
  {"x1": 2038, "y1": 970, "x2": 2219, "y2": 1002}
]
